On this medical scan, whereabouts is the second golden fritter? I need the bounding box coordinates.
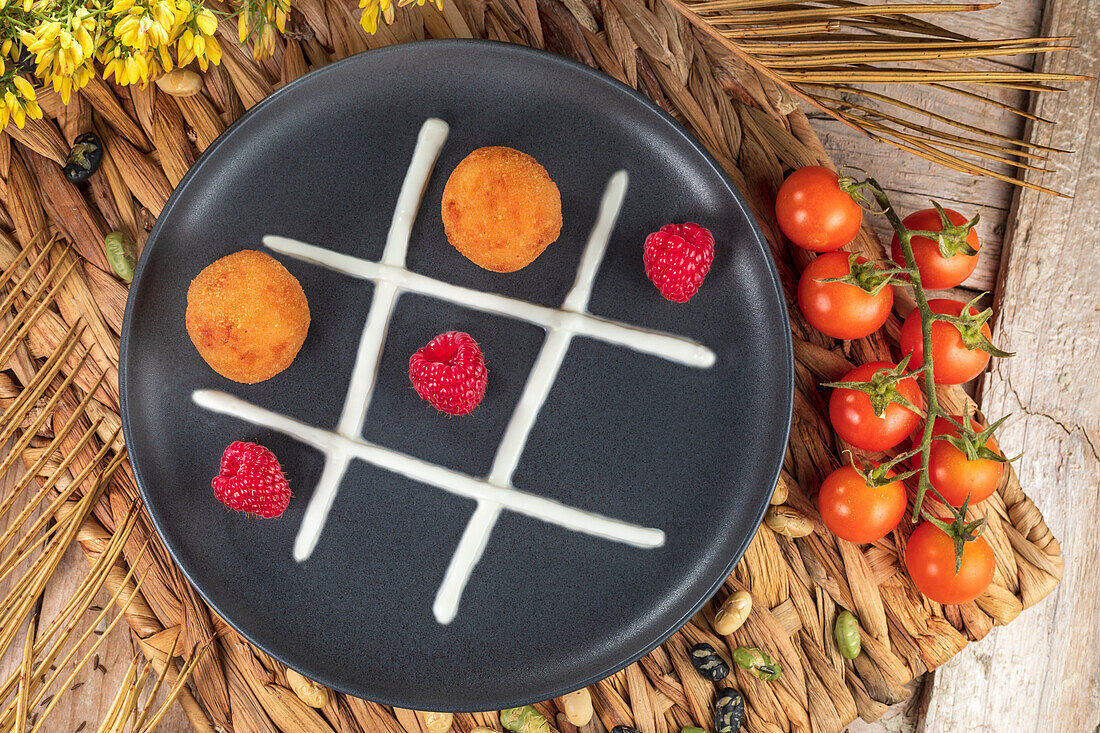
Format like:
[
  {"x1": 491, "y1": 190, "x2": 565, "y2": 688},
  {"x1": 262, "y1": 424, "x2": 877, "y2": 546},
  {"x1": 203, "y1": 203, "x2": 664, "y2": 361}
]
[{"x1": 441, "y1": 146, "x2": 563, "y2": 273}]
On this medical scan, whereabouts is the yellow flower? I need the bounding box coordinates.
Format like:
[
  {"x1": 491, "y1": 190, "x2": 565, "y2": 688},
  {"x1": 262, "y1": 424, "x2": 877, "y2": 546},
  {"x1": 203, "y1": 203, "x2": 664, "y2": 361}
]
[
  {"x1": 195, "y1": 8, "x2": 216, "y2": 36},
  {"x1": 50, "y1": 61, "x2": 95, "y2": 103},
  {"x1": 156, "y1": 42, "x2": 173, "y2": 71},
  {"x1": 1, "y1": 77, "x2": 43, "y2": 130},
  {"x1": 204, "y1": 35, "x2": 220, "y2": 66},
  {"x1": 253, "y1": 22, "x2": 275, "y2": 59},
  {"x1": 358, "y1": 0, "x2": 392, "y2": 34},
  {"x1": 12, "y1": 75, "x2": 35, "y2": 100}
]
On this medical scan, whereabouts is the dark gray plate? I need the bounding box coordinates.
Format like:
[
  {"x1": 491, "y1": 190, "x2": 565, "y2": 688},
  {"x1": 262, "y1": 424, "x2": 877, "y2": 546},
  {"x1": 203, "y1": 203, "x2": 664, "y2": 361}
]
[{"x1": 120, "y1": 40, "x2": 793, "y2": 711}]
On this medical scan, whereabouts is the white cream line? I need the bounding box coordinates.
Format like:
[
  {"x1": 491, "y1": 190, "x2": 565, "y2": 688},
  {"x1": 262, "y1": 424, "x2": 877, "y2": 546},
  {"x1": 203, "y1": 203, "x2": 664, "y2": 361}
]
[
  {"x1": 194, "y1": 120, "x2": 718, "y2": 624},
  {"x1": 192, "y1": 389, "x2": 664, "y2": 548},
  {"x1": 431, "y1": 173, "x2": 634, "y2": 623},
  {"x1": 293, "y1": 118, "x2": 449, "y2": 562},
  {"x1": 263, "y1": 236, "x2": 715, "y2": 369}
]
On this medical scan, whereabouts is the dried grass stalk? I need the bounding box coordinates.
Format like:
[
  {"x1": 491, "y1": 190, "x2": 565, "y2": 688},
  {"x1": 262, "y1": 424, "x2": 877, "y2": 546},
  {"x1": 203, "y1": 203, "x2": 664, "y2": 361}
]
[{"x1": 665, "y1": 0, "x2": 1089, "y2": 192}]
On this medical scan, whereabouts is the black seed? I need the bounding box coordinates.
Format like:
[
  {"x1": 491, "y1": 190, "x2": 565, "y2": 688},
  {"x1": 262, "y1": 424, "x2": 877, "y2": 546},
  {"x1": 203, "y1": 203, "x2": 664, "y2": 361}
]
[
  {"x1": 690, "y1": 642, "x2": 731, "y2": 681},
  {"x1": 63, "y1": 132, "x2": 103, "y2": 183},
  {"x1": 611, "y1": 727, "x2": 641, "y2": 733},
  {"x1": 715, "y1": 687, "x2": 745, "y2": 733}
]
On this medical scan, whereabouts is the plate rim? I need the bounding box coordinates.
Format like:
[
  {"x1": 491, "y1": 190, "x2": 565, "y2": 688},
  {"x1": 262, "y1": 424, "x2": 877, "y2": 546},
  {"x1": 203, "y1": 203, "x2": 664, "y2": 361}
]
[{"x1": 119, "y1": 38, "x2": 795, "y2": 711}]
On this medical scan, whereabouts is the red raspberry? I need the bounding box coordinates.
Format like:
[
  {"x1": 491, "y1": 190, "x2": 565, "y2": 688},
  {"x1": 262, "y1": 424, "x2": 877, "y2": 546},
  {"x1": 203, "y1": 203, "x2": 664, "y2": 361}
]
[
  {"x1": 408, "y1": 331, "x2": 487, "y2": 416},
  {"x1": 643, "y1": 222, "x2": 715, "y2": 303},
  {"x1": 212, "y1": 441, "x2": 291, "y2": 518}
]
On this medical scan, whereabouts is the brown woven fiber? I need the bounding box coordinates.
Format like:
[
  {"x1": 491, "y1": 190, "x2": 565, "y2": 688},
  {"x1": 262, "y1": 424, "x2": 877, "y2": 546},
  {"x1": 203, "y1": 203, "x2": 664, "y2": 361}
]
[{"x1": 0, "y1": 0, "x2": 1065, "y2": 730}]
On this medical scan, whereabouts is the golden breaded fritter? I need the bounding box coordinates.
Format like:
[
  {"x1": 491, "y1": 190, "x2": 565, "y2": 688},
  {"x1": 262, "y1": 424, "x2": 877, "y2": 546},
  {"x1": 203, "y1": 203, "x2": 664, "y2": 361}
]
[
  {"x1": 441, "y1": 146, "x2": 563, "y2": 273},
  {"x1": 186, "y1": 250, "x2": 310, "y2": 384}
]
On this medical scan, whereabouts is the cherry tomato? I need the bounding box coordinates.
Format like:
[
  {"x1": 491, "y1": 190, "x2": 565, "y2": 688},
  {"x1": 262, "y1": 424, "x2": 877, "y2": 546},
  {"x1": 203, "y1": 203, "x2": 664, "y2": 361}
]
[
  {"x1": 899, "y1": 299, "x2": 991, "y2": 385},
  {"x1": 828, "y1": 361, "x2": 923, "y2": 452},
  {"x1": 905, "y1": 521, "x2": 995, "y2": 604},
  {"x1": 918, "y1": 416, "x2": 1004, "y2": 506},
  {"x1": 775, "y1": 166, "x2": 862, "y2": 252},
  {"x1": 891, "y1": 208, "x2": 979, "y2": 290},
  {"x1": 818, "y1": 465, "x2": 906, "y2": 543},
  {"x1": 797, "y1": 252, "x2": 894, "y2": 340}
]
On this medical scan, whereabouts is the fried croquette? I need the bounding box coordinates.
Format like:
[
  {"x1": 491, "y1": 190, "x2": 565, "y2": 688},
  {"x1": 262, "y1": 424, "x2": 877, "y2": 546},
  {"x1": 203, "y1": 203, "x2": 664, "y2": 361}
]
[
  {"x1": 441, "y1": 146, "x2": 563, "y2": 273},
  {"x1": 186, "y1": 250, "x2": 310, "y2": 384}
]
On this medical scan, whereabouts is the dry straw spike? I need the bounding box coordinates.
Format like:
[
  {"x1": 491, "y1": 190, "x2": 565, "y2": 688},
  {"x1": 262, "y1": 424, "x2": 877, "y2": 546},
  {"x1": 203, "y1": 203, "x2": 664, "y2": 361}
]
[{"x1": 662, "y1": 0, "x2": 1090, "y2": 193}]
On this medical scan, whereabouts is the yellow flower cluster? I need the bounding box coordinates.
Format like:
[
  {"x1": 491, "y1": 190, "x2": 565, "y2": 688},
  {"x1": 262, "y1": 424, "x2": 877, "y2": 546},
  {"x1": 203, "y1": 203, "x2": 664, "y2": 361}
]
[
  {"x1": 237, "y1": 0, "x2": 287, "y2": 59},
  {"x1": 0, "y1": 0, "x2": 434, "y2": 131},
  {"x1": 359, "y1": 0, "x2": 438, "y2": 35},
  {"x1": 100, "y1": 0, "x2": 221, "y2": 86},
  {"x1": 0, "y1": 74, "x2": 42, "y2": 130},
  {"x1": 0, "y1": 0, "x2": 220, "y2": 127}
]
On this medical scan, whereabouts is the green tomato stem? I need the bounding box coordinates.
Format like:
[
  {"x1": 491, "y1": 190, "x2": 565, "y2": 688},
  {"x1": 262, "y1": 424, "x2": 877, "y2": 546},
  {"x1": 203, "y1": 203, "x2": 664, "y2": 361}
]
[{"x1": 864, "y1": 178, "x2": 942, "y2": 522}]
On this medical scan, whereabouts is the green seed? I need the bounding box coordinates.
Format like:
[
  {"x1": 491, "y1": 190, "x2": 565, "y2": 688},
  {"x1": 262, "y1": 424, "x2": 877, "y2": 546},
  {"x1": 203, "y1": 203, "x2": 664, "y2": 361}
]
[
  {"x1": 834, "y1": 610, "x2": 862, "y2": 659},
  {"x1": 500, "y1": 706, "x2": 549, "y2": 733},
  {"x1": 104, "y1": 231, "x2": 136, "y2": 283},
  {"x1": 682, "y1": 727, "x2": 707, "y2": 733},
  {"x1": 732, "y1": 646, "x2": 783, "y2": 681}
]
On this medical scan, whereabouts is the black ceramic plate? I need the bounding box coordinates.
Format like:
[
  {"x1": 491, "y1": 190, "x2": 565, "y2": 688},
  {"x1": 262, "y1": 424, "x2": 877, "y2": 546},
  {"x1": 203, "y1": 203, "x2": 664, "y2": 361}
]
[{"x1": 120, "y1": 39, "x2": 793, "y2": 711}]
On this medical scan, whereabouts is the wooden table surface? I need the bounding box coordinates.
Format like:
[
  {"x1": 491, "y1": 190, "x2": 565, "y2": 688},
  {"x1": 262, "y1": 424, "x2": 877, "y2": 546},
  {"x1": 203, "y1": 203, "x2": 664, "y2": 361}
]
[{"x1": 14, "y1": 0, "x2": 1099, "y2": 727}]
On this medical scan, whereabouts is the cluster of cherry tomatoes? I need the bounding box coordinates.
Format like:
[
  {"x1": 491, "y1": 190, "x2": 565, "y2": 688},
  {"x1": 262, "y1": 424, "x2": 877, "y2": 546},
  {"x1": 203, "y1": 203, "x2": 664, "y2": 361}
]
[{"x1": 774, "y1": 166, "x2": 1006, "y2": 606}]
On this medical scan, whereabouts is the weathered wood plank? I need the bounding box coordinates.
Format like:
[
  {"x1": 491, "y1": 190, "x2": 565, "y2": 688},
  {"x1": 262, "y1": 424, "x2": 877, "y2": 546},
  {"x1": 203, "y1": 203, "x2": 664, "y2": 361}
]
[{"x1": 920, "y1": 0, "x2": 1100, "y2": 726}]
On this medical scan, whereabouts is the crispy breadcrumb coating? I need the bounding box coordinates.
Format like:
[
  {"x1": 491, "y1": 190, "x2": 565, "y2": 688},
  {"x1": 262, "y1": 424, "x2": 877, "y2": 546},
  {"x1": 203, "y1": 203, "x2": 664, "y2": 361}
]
[
  {"x1": 441, "y1": 146, "x2": 563, "y2": 273},
  {"x1": 186, "y1": 250, "x2": 310, "y2": 384}
]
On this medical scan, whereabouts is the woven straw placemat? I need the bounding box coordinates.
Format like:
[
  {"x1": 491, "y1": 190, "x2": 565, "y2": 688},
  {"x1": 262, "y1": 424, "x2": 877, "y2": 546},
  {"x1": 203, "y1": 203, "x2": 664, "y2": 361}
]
[{"x1": 0, "y1": 0, "x2": 1064, "y2": 730}]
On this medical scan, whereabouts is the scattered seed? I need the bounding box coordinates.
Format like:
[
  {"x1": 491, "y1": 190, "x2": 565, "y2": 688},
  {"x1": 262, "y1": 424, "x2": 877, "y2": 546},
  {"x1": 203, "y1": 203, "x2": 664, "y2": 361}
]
[
  {"x1": 560, "y1": 688, "x2": 594, "y2": 726},
  {"x1": 714, "y1": 688, "x2": 745, "y2": 733},
  {"x1": 764, "y1": 505, "x2": 813, "y2": 537},
  {"x1": 76, "y1": 722, "x2": 87, "y2": 733},
  {"x1": 731, "y1": 646, "x2": 782, "y2": 681},
  {"x1": 70, "y1": 682, "x2": 84, "y2": 691},
  {"x1": 689, "y1": 643, "x2": 730, "y2": 681},
  {"x1": 63, "y1": 132, "x2": 103, "y2": 183},
  {"x1": 834, "y1": 610, "x2": 862, "y2": 659},
  {"x1": 88, "y1": 605, "x2": 102, "y2": 613},
  {"x1": 771, "y1": 475, "x2": 789, "y2": 505},
  {"x1": 103, "y1": 231, "x2": 136, "y2": 283},
  {"x1": 500, "y1": 706, "x2": 550, "y2": 733},
  {"x1": 39, "y1": 694, "x2": 54, "y2": 708},
  {"x1": 155, "y1": 68, "x2": 203, "y2": 97},
  {"x1": 286, "y1": 668, "x2": 330, "y2": 708},
  {"x1": 420, "y1": 711, "x2": 453, "y2": 733},
  {"x1": 713, "y1": 590, "x2": 752, "y2": 636}
]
